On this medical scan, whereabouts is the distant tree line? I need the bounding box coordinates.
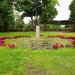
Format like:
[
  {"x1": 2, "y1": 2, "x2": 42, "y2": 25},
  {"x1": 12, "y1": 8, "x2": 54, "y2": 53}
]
[
  {"x1": 69, "y1": 0, "x2": 75, "y2": 31},
  {"x1": 0, "y1": 0, "x2": 75, "y2": 32}
]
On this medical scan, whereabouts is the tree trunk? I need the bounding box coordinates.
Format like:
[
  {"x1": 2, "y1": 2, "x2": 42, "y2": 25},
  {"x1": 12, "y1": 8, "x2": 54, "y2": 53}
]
[
  {"x1": 3, "y1": 21, "x2": 8, "y2": 32},
  {"x1": 44, "y1": 23, "x2": 47, "y2": 31},
  {"x1": 3, "y1": 25, "x2": 8, "y2": 32},
  {"x1": 0, "y1": 16, "x2": 3, "y2": 31},
  {"x1": 31, "y1": 17, "x2": 36, "y2": 30},
  {"x1": 72, "y1": 24, "x2": 75, "y2": 32}
]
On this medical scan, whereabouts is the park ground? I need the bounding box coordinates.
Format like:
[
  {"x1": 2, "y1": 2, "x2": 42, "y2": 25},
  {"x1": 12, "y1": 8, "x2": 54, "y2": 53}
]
[{"x1": 0, "y1": 32, "x2": 75, "y2": 75}]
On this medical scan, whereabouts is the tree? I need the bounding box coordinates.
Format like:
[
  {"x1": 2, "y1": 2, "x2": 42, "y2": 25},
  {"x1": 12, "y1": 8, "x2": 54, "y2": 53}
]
[
  {"x1": 69, "y1": 0, "x2": 75, "y2": 31},
  {"x1": 15, "y1": 0, "x2": 57, "y2": 38},
  {"x1": 0, "y1": 0, "x2": 14, "y2": 31},
  {"x1": 15, "y1": 0, "x2": 57, "y2": 27},
  {"x1": 15, "y1": 0, "x2": 42, "y2": 26},
  {"x1": 40, "y1": 0, "x2": 57, "y2": 31},
  {"x1": 69, "y1": 0, "x2": 75, "y2": 21},
  {"x1": 16, "y1": 16, "x2": 25, "y2": 31}
]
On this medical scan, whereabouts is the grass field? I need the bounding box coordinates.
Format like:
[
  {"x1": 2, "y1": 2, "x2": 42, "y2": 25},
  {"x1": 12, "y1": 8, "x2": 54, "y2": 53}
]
[
  {"x1": 0, "y1": 32, "x2": 75, "y2": 75},
  {"x1": 0, "y1": 31, "x2": 75, "y2": 37}
]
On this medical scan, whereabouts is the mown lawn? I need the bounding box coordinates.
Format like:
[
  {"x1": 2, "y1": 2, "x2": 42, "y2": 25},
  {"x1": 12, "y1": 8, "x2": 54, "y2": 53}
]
[
  {"x1": 0, "y1": 32, "x2": 35, "y2": 37},
  {"x1": 0, "y1": 32, "x2": 75, "y2": 75},
  {"x1": 0, "y1": 31, "x2": 75, "y2": 37}
]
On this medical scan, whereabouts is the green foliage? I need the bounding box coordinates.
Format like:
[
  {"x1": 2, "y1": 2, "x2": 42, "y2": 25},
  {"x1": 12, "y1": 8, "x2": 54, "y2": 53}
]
[
  {"x1": 0, "y1": 0, "x2": 14, "y2": 31},
  {"x1": 15, "y1": 0, "x2": 57, "y2": 24},
  {"x1": 69, "y1": 0, "x2": 75, "y2": 21},
  {"x1": 16, "y1": 17, "x2": 25, "y2": 30},
  {"x1": 15, "y1": 0, "x2": 42, "y2": 17},
  {"x1": 40, "y1": 0, "x2": 57, "y2": 23},
  {"x1": 0, "y1": 0, "x2": 12, "y2": 12}
]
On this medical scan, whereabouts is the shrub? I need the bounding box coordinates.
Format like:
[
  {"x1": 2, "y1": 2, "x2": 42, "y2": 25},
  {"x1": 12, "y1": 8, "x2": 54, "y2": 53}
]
[
  {"x1": 53, "y1": 43, "x2": 60, "y2": 49},
  {"x1": 71, "y1": 39, "x2": 75, "y2": 47},
  {"x1": 7, "y1": 44, "x2": 16, "y2": 48},
  {"x1": 0, "y1": 40, "x2": 5, "y2": 47}
]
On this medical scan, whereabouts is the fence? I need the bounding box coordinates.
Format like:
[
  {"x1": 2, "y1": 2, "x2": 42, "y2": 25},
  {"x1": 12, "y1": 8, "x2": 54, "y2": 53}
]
[{"x1": 0, "y1": 24, "x2": 74, "y2": 32}]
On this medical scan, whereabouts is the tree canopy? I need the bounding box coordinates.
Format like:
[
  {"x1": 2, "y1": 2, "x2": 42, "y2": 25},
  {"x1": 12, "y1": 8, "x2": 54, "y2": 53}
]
[
  {"x1": 69, "y1": 0, "x2": 75, "y2": 32},
  {"x1": 15, "y1": 0, "x2": 57, "y2": 24},
  {"x1": 0, "y1": 0, "x2": 14, "y2": 31},
  {"x1": 69, "y1": 0, "x2": 75, "y2": 22},
  {"x1": 40, "y1": 0, "x2": 57, "y2": 24}
]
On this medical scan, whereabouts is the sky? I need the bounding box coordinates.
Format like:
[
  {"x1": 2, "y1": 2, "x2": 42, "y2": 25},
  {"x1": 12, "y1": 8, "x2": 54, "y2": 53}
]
[
  {"x1": 54, "y1": 0, "x2": 73, "y2": 20},
  {"x1": 23, "y1": 0, "x2": 73, "y2": 24}
]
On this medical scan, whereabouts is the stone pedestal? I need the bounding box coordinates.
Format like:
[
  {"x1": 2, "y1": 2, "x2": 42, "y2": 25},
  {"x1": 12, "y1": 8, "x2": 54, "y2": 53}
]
[{"x1": 36, "y1": 26, "x2": 40, "y2": 39}]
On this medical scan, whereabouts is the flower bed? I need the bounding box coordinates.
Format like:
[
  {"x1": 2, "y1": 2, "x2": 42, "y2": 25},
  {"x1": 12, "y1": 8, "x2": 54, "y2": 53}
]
[
  {"x1": 0, "y1": 35, "x2": 75, "y2": 49},
  {"x1": 0, "y1": 40, "x2": 5, "y2": 47},
  {"x1": 48, "y1": 35, "x2": 75, "y2": 39},
  {"x1": 48, "y1": 35, "x2": 75, "y2": 49},
  {"x1": 71, "y1": 39, "x2": 75, "y2": 47}
]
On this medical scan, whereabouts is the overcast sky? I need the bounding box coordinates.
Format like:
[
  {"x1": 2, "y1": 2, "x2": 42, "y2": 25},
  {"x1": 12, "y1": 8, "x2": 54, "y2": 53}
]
[
  {"x1": 24, "y1": 0, "x2": 73, "y2": 24},
  {"x1": 54, "y1": 0, "x2": 73, "y2": 20}
]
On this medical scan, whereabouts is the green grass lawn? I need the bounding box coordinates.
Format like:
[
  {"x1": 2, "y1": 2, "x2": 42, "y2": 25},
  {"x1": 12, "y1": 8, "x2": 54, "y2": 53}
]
[
  {"x1": 0, "y1": 32, "x2": 35, "y2": 37},
  {"x1": 0, "y1": 32, "x2": 75, "y2": 75},
  {"x1": 0, "y1": 31, "x2": 75, "y2": 37}
]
